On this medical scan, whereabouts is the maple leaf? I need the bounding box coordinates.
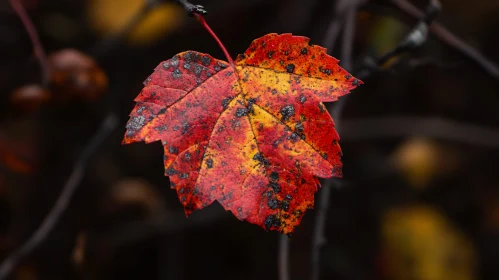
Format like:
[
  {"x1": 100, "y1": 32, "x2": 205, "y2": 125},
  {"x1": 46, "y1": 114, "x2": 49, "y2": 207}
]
[{"x1": 123, "y1": 33, "x2": 362, "y2": 234}]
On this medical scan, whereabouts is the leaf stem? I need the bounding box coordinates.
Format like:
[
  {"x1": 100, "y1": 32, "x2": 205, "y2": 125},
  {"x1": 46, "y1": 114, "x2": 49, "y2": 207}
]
[
  {"x1": 9, "y1": 0, "x2": 50, "y2": 85},
  {"x1": 194, "y1": 14, "x2": 236, "y2": 69}
]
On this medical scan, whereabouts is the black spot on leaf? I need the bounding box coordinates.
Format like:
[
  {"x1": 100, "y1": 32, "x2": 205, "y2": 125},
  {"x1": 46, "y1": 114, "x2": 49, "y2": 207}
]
[
  {"x1": 295, "y1": 123, "x2": 304, "y2": 134},
  {"x1": 299, "y1": 95, "x2": 307, "y2": 103},
  {"x1": 270, "y1": 172, "x2": 279, "y2": 182},
  {"x1": 280, "y1": 200, "x2": 290, "y2": 211},
  {"x1": 165, "y1": 167, "x2": 178, "y2": 176},
  {"x1": 253, "y1": 153, "x2": 270, "y2": 165},
  {"x1": 182, "y1": 122, "x2": 189, "y2": 134},
  {"x1": 222, "y1": 98, "x2": 231, "y2": 109},
  {"x1": 169, "y1": 146, "x2": 178, "y2": 154},
  {"x1": 235, "y1": 108, "x2": 248, "y2": 117},
  {"x1": 280, "y1": 105, "x2": 295, "y2": 121},
  {"x1": 172, "y1": 69, "x2": 182, "y2": 79},
  {"x1": 206, "y1": 158, "x2": 213, "y2": 169},
  {"x1": 268, "y1": 199, "x2": 279, "y2": 209},
  {"x1": 269, "y1": 182, "x2": 281, "y2": 193},
  {"x1": 201, "y1": 56, "x2": 211, "y2": 66},
  {"x1": 264, "y1": 215, "x2": 281, "y2": 230},
  {"x1": 184, "y1": 52, "x2": 192, "y2": 62}
]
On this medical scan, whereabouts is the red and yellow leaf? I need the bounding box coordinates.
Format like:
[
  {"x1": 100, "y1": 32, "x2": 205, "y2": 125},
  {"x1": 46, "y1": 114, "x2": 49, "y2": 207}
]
[{"x1": 123, "y1": 33, "x2": 362, "y2": 234}]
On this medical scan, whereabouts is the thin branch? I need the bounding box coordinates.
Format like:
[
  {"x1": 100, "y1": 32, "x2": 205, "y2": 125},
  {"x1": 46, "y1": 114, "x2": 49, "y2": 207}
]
[
  {"x1": 322, "y1": 18, "x2": 344, "y2": 53},
  {"x1": 278, "y1": 235, "x2": 290, "y2": 280},
  {"x1": 310, "y1": 176, "x2": 333, "y2": 280},
  {"x1": 108, "y1": 205, "x2": 230, "y2": 247},
  {"x1": 340, "y1": 7, "x2": 357, "y2": 72},
  {"x1": 321, "y1": 0, "x2": 348, "y2": 53},
  {"x1": 0, "y1": 113, "x2": 119, "y2": 280},
  {"x1": 391, "y1": 0, "x2": 499, "y2": 81},
  {"x1": 310, "y1": 2, "x2": 362, "y2": 280},
  {"x1": 379, "y1": 0, "x2": 440, "y2": 65},
  {"x1": 174, "y1": 0, "x2": 207, "y2": 16},
  {"x1": 340, "y1": 116, "x2": 499, "y2": 148},
  {"x1": 322, "y1": 0, "x2": 368, "y2": 52},
  {"x1": 310, "y1": 1, "x2": 439, "y2": 279},
  {"x1": 332, "y1": 5, "x2": 358, "y2": 125},
  {"x1": 9, "y1": 0, "x2": 50, "y2": 85},
  {"x1": 357, "y1": 0, "x2": 441, "y2": 79}
]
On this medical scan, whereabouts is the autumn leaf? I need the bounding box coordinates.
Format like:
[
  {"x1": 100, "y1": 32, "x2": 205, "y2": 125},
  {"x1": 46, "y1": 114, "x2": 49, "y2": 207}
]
[{"x1": 123, "y1": 33, "x2": 362, "y2": 234}]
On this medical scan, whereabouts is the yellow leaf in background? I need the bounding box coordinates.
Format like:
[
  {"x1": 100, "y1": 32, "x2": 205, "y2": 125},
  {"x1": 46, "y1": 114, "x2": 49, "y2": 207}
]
[
  {"x1": 381, "y1": 205, "x2": 476, "y2": 280},
  {"x1": 363, "y1": 14, "x2": 407, "y2": 68},
  {"x1": 86, "y1": 0, "x2": 184, "y2": 46},
  {"x1": 128, "y1": 3, "x2": 185, "y2": 45},
  {"x1": 391, "y1": 138, "x2": 440, "y2": 189},
  {"x1": 391, "y1": 137, "x2": 461, "y2": 190}
]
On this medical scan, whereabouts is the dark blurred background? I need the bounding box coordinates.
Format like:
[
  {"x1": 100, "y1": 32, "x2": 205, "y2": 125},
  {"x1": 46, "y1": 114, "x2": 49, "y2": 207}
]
[{"x1": 1, "y1": 0, "x2": 499, "y2": 279}]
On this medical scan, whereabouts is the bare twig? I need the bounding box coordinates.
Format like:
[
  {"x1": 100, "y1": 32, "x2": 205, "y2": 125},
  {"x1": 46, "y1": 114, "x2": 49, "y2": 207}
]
[
  {"x1": 391, "y1": 0, "x2": 499, "y2": 81},
  {"x1": 0, "y1": 113, "x2": 119, "y2": 280},
  {"x1": 9, "y1": 0, "x2": 50, "y2": 85}
]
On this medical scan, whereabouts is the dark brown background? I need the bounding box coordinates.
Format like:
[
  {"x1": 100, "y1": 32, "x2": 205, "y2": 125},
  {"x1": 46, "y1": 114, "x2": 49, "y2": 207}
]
[{"x1": 0, "y1": 0, "x2": 498, "y2": 279}]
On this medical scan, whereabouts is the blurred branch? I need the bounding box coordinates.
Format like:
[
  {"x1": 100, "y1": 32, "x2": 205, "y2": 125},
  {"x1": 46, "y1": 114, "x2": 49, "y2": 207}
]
[
  {"x1": 322, "y1": 0, "x2": 368, "y2": 52},
  {"x1": 310, "y1": 1, "x2": 364, "y2": 280},
  {"x1": 331, "y1": 4, "x2": 358, "y2": 125},
  {"x1": 107, "y1": 205, "x2": 230, "y2": 247},
  {"x1": 391, "y1": 0, "x2": 499, "y2": 81},
  {"x1": 174, "y1": 0, "x2": 207, "y2": 16},
  {"x1": 310, "y1": 1, "x2": 441, "y2": 280},
  {"x1": 340, "y1": 7, "x2": 357, "y2": 72},
  {"x1": 322, "y1": 17, "x2": 344, "y2": 54},
  {"x1": 341, "y1": 116, "x2": 499, "y2": 148},
  {"x1": 0, "y1": 113, "x2": 119, "y2": 280},
  {"x1": 357, "y1": 0, "x2": 441, "y2": 79},
  {"x1": 278, "y1": 235, "x2": 290, "y2": 280},
  {"x1": 9, "y1": 0, "x2": 50, "y2": 85},
  {"x1": 310, "y1": 175, "x2": 333, "y2": 280}
]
